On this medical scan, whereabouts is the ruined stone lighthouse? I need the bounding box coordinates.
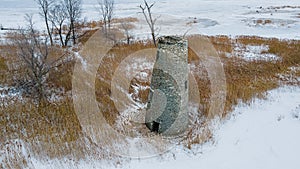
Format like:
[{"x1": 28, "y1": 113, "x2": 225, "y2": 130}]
[{"x1": 146, "y1": 36, "x2": 189, "y2": 136}]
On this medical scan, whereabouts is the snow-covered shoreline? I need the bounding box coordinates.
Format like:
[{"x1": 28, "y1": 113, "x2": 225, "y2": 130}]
[{"x1": 1, "y1": 0, "x2": 300, "y2": 39}]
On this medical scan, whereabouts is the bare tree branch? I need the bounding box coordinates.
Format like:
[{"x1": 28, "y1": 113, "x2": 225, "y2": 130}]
[
  {"x1": 64, "y1": 0, "x2": 82, "y2": 45},
  {"x1": 49, "y1": 3, "x2": 68, "y2": 46},
  {"x1": 97, "y1": 0, "x2": 114, "y2": 34},
  {"x1": 139, "y1": 0, "x2": 158, "y2": 46},
  {"x1": 35, "y1": 0, "x2": 55, "y2": 45}
]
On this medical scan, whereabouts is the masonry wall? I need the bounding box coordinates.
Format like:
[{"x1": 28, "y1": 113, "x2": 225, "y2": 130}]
[{"x1": 146, "y1": 36, "x2": 189, "y2": 136}]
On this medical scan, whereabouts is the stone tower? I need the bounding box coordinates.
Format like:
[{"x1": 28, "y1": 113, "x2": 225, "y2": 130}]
[{"x1": 146, "y1": 36, "x2": 189, "y2": 136}]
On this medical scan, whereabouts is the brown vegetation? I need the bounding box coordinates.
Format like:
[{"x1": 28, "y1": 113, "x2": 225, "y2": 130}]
[
  {"x1": 256, "y1": 19, "x2": 273, "y2": 25},
  {"x1": 0, "y1": 32, "x2": 300, "y2": 163},
  {"x1": 92, "y1": 35, "x2": 300, "y2": 147},
  {"x1": 0, "y1": 55, "x2": 7, "y2": 83}
]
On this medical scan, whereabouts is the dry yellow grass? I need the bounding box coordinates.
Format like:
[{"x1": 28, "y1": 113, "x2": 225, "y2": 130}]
[
  {"x1": 0, "y1": 55, "x2": 6, "y2": 69},
  {"x1": 210, "y1": 35, "x2": 233, "y2": 53},
  {"x1": 47, "y1": 59, "x2": 75, "y2": 91},
  {"x1": 111, "y1": 17, "x2": 139, "y2": 24},
  {"x1": 78, "y1": 29, "x2": 99, "y2": 45},
  {"x1": 95, "y1": 41, "x2": 155, "y2": 126},
  {"x1": 0, "y1": 99, "x2": 82, "y2": 155},
  {"x1": 216, "y1": 36, "x2": 300, "y2": 113},
  {"x1": 0, "y1": 55, "x2": 7, "y2": 83},
  {"x1": 0, "y1": 45, "x2": 18, "y2": 84},
  {"x1": 1, "y1": 31, "x2": 300, "y2": 161},
  {"x1": 92, "y1": 35, "x2": 300, "y2": 147}
]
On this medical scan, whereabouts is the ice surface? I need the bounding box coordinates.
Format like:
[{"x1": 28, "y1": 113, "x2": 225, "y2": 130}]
[{"x1": 1, "y1": 0, "x2": 300, "y2": 39}]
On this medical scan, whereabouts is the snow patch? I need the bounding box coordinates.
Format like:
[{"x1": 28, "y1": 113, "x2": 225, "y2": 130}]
[
  {"x1": 0, "y1": 86, "x2": 23, "y2": 106},
  {"x1": 74, "y1": 52, "x2": 87, "y2": 70},
  {"x1": 232, "y1": 44, "x2": 281, "y2": 61}
]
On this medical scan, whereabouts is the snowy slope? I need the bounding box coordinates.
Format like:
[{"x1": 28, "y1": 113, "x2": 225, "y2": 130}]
[
  {"x1": 16, "y1": 86, "x2": 299, "y2": 169},
  {"x1": 111, "y1": 86, "x2": 300, "y2": 169}
]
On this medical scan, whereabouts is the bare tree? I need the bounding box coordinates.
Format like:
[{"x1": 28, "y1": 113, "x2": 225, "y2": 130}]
[
  {"x1": 120, "y1": 22, "x2": 134, "y2": 44},
  {"x1": 35, "y1": 0, "x2": 55, "y2": 46},
  {"x1": 64, "y1": 0, "x2": 82, "y2": 45},
  {"x1": 139, "y1": 0, "x2": 158, "y2": 47},
  {"x1": 49, "y1": 4, "x2": 68, "y2": 46},
  {"x1": 13, "y1": 15, "x2": 69, "y2": 102},
  {"x1": 97, "y1": 0, "x2": 114, "y2": 33}
]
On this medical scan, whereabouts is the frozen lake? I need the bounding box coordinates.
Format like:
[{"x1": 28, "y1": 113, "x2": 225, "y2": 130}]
[{"x1": 1, "y1": 0, "x2": 300, "y2": 39}]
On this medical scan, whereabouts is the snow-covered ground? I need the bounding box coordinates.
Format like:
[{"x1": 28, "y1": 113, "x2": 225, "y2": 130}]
[
  {"x1": 0, "y1": 85, "x2": 23, "y2": 106},
  {"x1": 1, "y1": 0, "x2": 300, "y2": 39},
  {"x1": 109, "y1": 86, "x2": 300, "y2": 169},
  {"x1": 231, "y1": 44, "x2": 280, "y2": 61},
  {"x1": 1, "y1": 1, "x2": 300, "y2": 169},
  {"x1": 3, "y1": 86, "x2": 298, "y2": 169}
]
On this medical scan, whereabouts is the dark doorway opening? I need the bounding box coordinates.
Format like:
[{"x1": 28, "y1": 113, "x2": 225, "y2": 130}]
[{"x1": 151, "y1": 121, "x2": 160, "y2": 133}]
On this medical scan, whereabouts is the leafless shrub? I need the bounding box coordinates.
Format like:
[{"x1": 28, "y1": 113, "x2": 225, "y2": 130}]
[{"x1": 11, "y1": 15, "x2": 70, "y2": 103}]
